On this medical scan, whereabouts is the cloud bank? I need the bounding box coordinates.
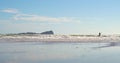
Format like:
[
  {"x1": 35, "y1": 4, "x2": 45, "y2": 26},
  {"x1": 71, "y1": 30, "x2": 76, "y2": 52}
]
[
  {"x1": 1, "y1": 8, "x2": 19, "y2": 14},
  {"x1": 1, "y1": 8, "x2": 80, "y2": 23},
  {"x1": 13, "y1": 14, "x2": 77, "y2": 22}
]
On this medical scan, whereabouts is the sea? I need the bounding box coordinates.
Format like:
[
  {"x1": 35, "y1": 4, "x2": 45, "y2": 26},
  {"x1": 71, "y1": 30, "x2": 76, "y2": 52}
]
[{"x1": 0, "y1": 42, "x2": 120, "y2": 63}]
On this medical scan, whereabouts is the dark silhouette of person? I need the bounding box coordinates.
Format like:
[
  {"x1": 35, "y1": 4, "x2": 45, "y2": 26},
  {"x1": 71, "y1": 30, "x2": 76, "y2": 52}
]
[{"x1": 98, "y1": 32, "x2": 101, "y2": 37}]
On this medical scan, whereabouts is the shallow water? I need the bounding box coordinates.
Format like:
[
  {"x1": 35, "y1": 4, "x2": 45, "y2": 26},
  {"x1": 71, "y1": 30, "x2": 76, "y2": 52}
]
[{"x1": 0, "y1": 42, "x2": 120, "y2": 63}]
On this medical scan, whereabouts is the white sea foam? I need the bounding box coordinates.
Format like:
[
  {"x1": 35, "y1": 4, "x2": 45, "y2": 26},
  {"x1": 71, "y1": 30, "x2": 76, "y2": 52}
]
[{"x1": 0, "y1": 35, "x2": 120, "y2": 42}]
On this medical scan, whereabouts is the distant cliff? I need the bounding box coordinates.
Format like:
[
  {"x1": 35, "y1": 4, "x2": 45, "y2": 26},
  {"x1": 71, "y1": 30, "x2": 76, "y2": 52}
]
[
  {"x1": 40, "y1": 30, "x2": 54, "y2": 34},
  {"x1": 18, "y1": 30, "x2": 54, "y2": 35}
]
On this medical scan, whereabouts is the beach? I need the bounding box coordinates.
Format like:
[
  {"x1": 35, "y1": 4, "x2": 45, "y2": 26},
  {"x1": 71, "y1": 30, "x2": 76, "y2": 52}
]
[{"x1": 0, "y1": 35, "x2": 120, "y2": 63}]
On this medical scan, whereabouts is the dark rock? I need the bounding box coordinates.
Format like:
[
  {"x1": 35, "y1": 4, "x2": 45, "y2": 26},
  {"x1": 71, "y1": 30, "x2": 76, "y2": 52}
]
[
  {"x1": 18, "y1": 32, "x2": 37, "y2": 34},
  {"x1": 40, "y1": 30, "x2": 54, "y2": 34}
]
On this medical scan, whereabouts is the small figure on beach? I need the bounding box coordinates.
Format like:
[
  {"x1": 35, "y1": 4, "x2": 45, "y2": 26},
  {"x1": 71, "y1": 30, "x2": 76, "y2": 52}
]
[{"x1": 98, "y1": 32, "x2": 101, "y2": 37}]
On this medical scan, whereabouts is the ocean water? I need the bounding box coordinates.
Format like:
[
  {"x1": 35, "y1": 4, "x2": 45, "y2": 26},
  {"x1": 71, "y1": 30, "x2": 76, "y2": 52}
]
[{"x1": 0, "y1": 42, "x2": 120, "y2": 63}]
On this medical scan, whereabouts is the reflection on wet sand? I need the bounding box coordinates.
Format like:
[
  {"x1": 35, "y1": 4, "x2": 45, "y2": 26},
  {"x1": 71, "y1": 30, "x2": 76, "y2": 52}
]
[
  {"x1": 0, "y1": 42, "x2": 120, "y2": 63},
  {"x1": 94, "y1": 42, "x2": 120, "y2": 49}
]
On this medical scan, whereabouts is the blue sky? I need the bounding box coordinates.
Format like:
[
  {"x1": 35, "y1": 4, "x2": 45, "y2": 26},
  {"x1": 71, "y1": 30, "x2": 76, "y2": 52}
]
[{"x1": 0, "y1": 0, "x2": 120, "y2": 34}]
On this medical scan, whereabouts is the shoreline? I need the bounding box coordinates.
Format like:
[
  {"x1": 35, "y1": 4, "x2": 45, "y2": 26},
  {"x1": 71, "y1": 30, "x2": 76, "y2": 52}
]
[{"x1": 0, "y1": 35, "x2": 120, "y2": 43}]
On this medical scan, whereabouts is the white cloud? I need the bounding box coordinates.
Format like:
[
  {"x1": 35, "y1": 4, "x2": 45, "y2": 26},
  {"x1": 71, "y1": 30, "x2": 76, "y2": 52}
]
[
  {"x1": 1, "y1": 8, "x2": 81, "y2": 23},
  {"x1": 1, "y1": 8, "x2": 19, "y2": 14},
  {"x1": 13, "y1": 14, "x2": 79, "y2": 22}
]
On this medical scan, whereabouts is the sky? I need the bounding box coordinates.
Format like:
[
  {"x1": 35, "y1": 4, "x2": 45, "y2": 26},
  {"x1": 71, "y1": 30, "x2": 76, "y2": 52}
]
[{"x1": 0, "y1": 0, "x2": 120, "y2": 34}]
